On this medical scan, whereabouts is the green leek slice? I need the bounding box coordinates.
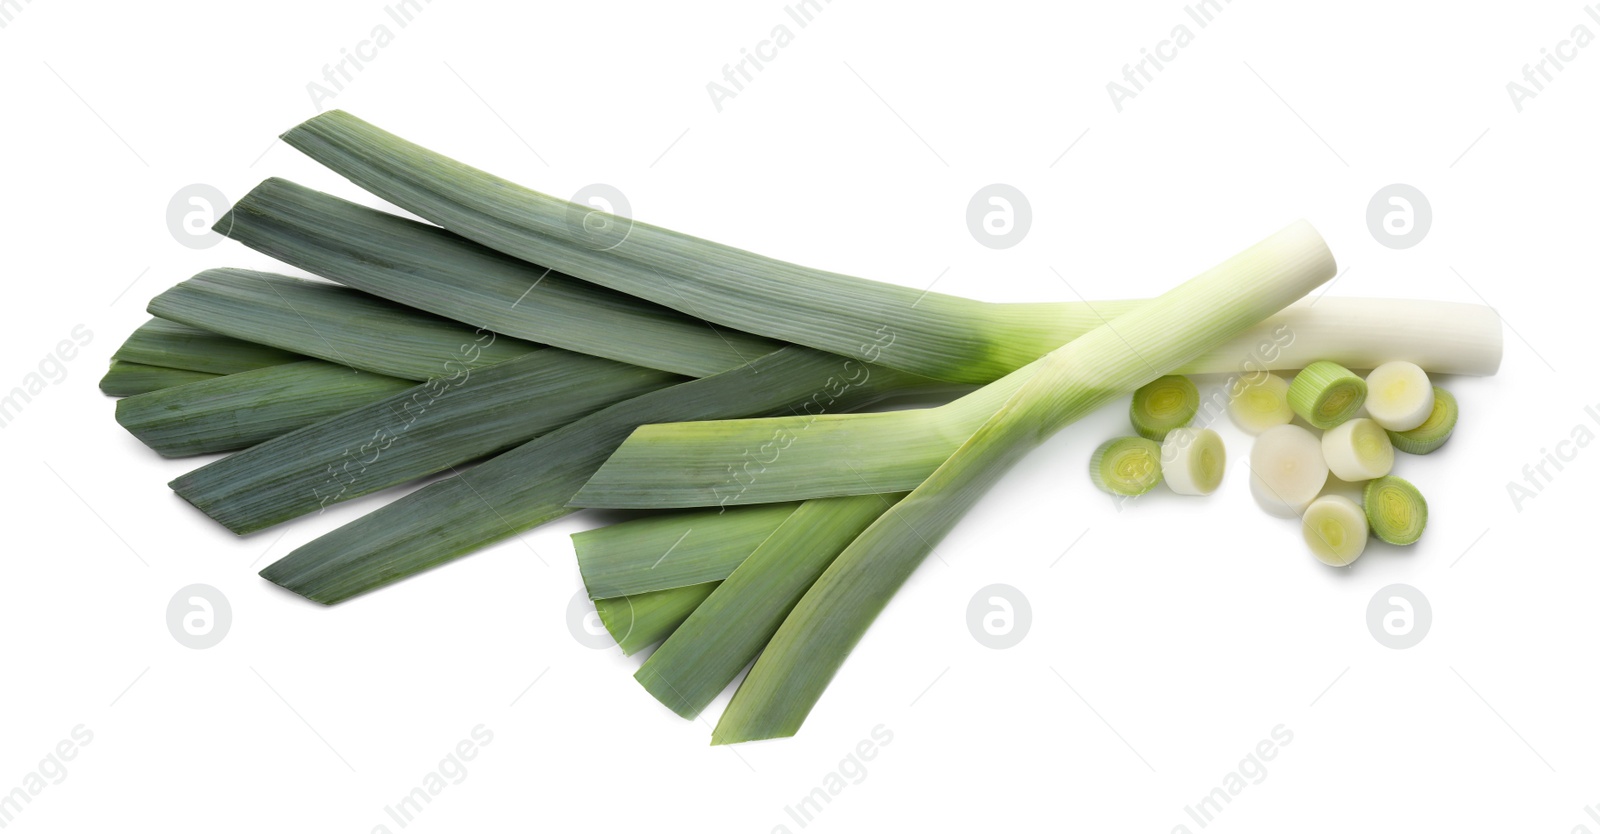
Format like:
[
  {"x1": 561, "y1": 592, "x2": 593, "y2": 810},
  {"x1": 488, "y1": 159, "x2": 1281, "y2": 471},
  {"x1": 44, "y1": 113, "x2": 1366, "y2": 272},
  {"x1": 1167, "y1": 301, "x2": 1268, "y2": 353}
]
[
  {"x1": 1363, "y1": 476, "x2": 1427, "y2": 545},
  {"x1": 1129, "y1": 375, "x2": 1198, "y2": 440},
  {"x1": 1287, "y1": 360, "x2": 1366, "y2": 429},
  {"x1": 1088, "y1": 437, "x2": 1163, "y2": 496},
  {"x1": 1301, "y1": 495, "x2": 1368, "y2": 566},
  {"x1": 1388, "y1": 387, "x2": 1457, "y2": 454}
]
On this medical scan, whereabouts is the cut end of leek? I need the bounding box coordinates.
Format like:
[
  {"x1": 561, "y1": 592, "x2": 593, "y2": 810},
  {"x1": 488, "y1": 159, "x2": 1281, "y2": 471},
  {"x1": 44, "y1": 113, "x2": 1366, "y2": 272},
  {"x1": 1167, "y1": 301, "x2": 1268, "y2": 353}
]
[
  {"x1": 1364, "y1": 361, "x2": 1434, "y2": 431},
  {"x1": 1130, "y1": 375, "x2": 1199, "y2": 440},
  {"x1": 1287, "y1": 360, "x2": 1367, "y2": 429},
  {"x1": 1161, "y1": 427, "x2": 1225, "y2": 495},
  {"x1": 1249, "y1": 424, "x2": 1328, "y2": 517},
  {"x1": 1363, "y1": 475, "x2": 1427, "y2": 545},
  {"x1": 1301, "y1": 494, "x2": 1368, "y2": 566},
  {"x1": 1321, "y1": 417, "x2": 1395, "y2": 481},
  {"x1": 1227, "y1": 372, "x2": 1293, "y2": 435},
  {"x1": 1089, "y1": 437, "x2": 1163, "y2": 496},
  {"x1": 1388, "y1": 386, "x2": 1457, "y2": 454}
]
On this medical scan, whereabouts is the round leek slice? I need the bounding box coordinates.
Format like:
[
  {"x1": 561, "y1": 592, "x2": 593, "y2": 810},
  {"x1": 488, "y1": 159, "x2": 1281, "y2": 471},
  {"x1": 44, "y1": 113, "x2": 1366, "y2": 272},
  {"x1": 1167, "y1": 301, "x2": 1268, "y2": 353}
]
[
  {"x1": 1363, "y1": 475, "x2": 1427, "y2": 545},
  {"x1": 1364, "y1": 361, "x2": 1434, "y2": 431},
  {"x1": 1227, "y1": 373, "x2": 1293, "y2": 435},
  {"x1": 1249, "y1": 424, "x2": 1328, "y2": 517},
  {"x1": 1321, "y1": 417, "x2": 1394, "y2": 481},
  {"x1": 1287, "y1": 360, "x2": 1367, "y2": 429},
  {"x1": 1089, "y1": 437, "x2": 1163, "y2": 496},
  {"x1": 1161, "y1": 427, "x2": 1226, "y2": 496},
  {"x1": 1129, "y1": 375, "x2": 1199, "y2": 441},
  {"x1": 1388, "y1": 386, "x2": 1457, "y2": 454},
  {"x1": 1301, "y1": 494, "x2": 1368, "y2": 566}
]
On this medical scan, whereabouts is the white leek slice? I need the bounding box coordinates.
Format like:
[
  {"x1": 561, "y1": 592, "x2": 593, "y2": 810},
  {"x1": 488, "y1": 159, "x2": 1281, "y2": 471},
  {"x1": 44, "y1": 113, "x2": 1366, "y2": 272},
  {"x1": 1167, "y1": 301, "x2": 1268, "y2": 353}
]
[
  {"x1": 1287, "y1": 360, "x2": 1367, "y2": 429},
  {"x1": 1320, "y1": 417, "x2": 1394, "y2": 481},
  {"x1": 1089, "y1": 437, "x2": 1163, "y2": 496},
  {"x1": 1301, "y1": 494, "x2": 1368, "y2": 566},
  {"x1": 1364, "y1": 361, "x2": 1434, "y2": 431},
  {"x1": 1250, "y1": 424, "x2": 1328, "y2": 517},
  {"x1": 1363, "y1": 476, "x2": 1427, "y2": 545},
  {"x1": 1388, "y1": 387, "x2": 1457, "y2": 454},
  {"x1": 1227, "y1": 373, "x2": 1293, "y2": 435},
  {"x1": 1161, "y1": 427, "x2": 1226, "y2": 495}
]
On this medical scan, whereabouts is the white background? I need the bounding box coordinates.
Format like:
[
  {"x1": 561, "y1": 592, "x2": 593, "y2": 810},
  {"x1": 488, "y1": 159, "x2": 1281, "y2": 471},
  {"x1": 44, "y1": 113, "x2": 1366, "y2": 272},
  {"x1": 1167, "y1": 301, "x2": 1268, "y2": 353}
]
[{"x1": 1, "y1": 0, "x2": 1596, "y2": 831}]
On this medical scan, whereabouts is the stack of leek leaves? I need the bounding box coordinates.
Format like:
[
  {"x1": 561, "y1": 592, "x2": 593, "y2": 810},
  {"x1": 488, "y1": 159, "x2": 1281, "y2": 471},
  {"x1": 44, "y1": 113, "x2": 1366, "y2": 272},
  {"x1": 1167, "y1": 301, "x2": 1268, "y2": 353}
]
[{"x1": 105, "y1": 112, "x2": 1502, "y2": 744}]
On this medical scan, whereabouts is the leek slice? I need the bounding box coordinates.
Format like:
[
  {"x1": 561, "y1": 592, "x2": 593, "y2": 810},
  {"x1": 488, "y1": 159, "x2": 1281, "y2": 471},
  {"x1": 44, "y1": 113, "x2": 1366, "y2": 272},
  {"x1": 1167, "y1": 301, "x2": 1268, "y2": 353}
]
[
  {"x1": 262, "y1": 348, "x2": 933, "y2": 604},
  {"x1": 1226, "y1": 373, "x2": 1293, "y2": 435},
  {"x1": 1301, "y1": 495, "x2": 1367, "y2": 566},
  {"x1": 173, "y1": 351, "x2": 676, "y2": 534},
  {"x1": 99, "y1": 362, "x2": 220, "y2": 397},
  {"x1": 219, "y1": 178, "x2": 780, "y2": 377},
  {"x1": 149, "y1": 269, "x2": 537, "y2": 381},
  {"x1": 1249, "y1": 424, "x2": 1328, "y2": 518},
  {"x1": 1388, "y1": 387, "x2": 1457, "y2": 454},
  {"x1": 1129, "y1": 375, "x2": 1198, "y2": 440},
  {"x1": 1320, "y1": 417, "x2": 1394, "y2": 481},
  {"x1": 116, "y1": 360, "x2": 412, "y2": 457},
  {"x1": 711, "y1": 220, "x2": 1337, "y2": 744},
  {"x1": 1287, "y1": 360, "x2": 1366, "y2": 429},
  {"x1": 637, "y1": 494, "x2": 902, "y2": 719},
  {"x1": 575, "y1": 503, "x2": 798, "y2": 599},
  {"x1": 1161, "y1": 428, "x2": 1226, "y2": 496},
  {"x1": 1088, "y1": 437, "x2": 1163, "y2": 496},
  {"x1": 596, "y1": 584, "x2": 720, "y2": 656},
  {"x1": 1363, "y1": 476, "x2": 1427, "y2": 545},
  {"x1": 112, "y1": 317, "x2": 301, "y2": 375},
  {"x1": 1364, "y1": 361, "x2": 1434, "y2": 432}
]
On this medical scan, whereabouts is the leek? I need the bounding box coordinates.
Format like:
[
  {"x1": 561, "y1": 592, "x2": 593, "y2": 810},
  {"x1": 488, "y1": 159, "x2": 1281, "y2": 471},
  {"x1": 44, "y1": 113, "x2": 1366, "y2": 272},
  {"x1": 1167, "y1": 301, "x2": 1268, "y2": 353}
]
[
  {"x1": 218, "y1": 178, "x2": 781, "y2": 378},
  {"x1": 1301, "y1": 495, "x2": 1367, "y2": 566},
  {"x1": 111, "y1": 317, "x2": 301, "y2": 375},
  {"x1": 1364, "y1": 361, "x2": 1434, "y2": 432},
  {"x1": 117, "y1": 360, "x2": 412, "y2": 457},
  {"x1": 1249, "y1": 425, "x2": 1329, "y2": 518},
  {"x1": 596, "y1": 584, "x2": 719, "y2": 656},
  {"x1": 636, "y1": 493, "x2": 903, "y2": 719},
  {"x1": 1161, "y1": 428, "x2": 1226, "y2": 496},
  {"x1": 149, "y1": 269, "x2": 537, "y2": 381},
  {"x1": 1287, "y1": 360, "x2": 1366, "y2": 429},
  {"x1": 99, "y1": 361, "x2": 220, "y2": 397},
  {"x1": 1320, "y1": 417, "x2": 1394, "y2": 481},
  {"x1": 1364, "y1": 476, "x2": 1427, "y2": 545},
  {"x1": 575, "y1": 502, "x2": 798, "y2": 600},
  {"x1": 261, "y1": 349, "x2": 936, "y2": 603},
  {"x1": 172, "y1": 350, "x2": 675, "y2": 534},
  {"x1": 710, "y1": 220, "x2": 1337, "y2": 743}
]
